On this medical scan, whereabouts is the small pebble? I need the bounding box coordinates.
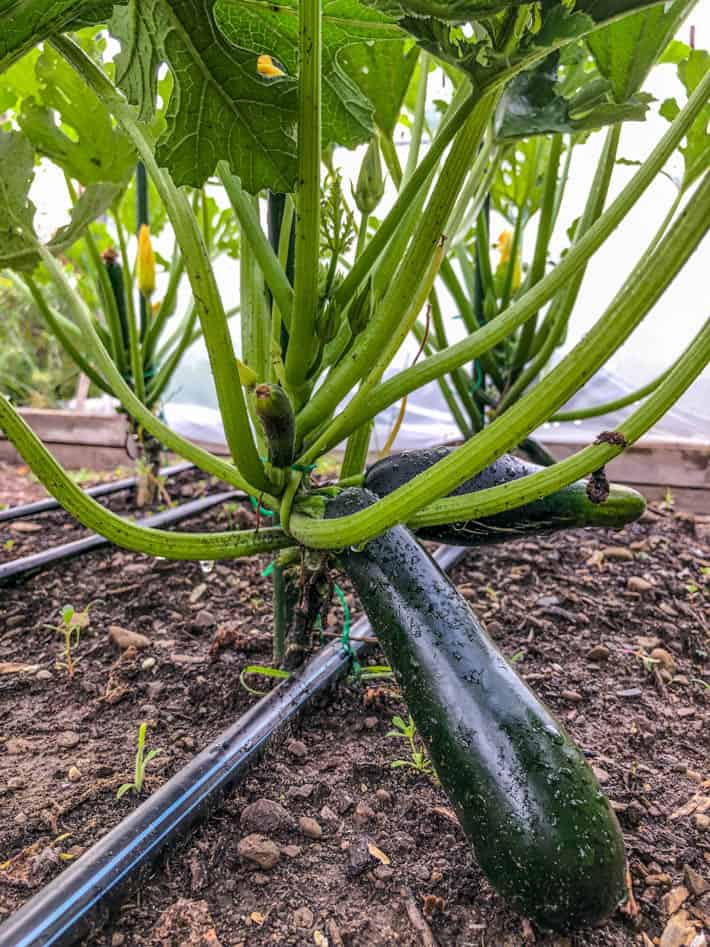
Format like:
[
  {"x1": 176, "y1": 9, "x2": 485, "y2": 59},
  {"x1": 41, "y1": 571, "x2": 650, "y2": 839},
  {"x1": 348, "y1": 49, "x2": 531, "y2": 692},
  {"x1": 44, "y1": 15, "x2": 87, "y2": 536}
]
[
  {"x1": 353, "y1": 801, "x2": 375, "y2": 828},
  {"x1": 67, "y1": 766, "x2": 81, "y2": 782},
  {"x1": 299, "y1": 817, "x2": 322, "y2": 840},
  {"x1": 109, "y1": 625, "x2": 150, "y2": 651},
  {"x1": 292, "y1": 906, "x2": 314, "y2": 929},
  {"x1": 237, "y1": 834, "x2": 280, "y2": 870},
  {"x1": 587, "y1": 644, "x2": 610, "y2": 662},
  {"x1": 286, "y1": 739, "x2": 307, "y2": 759},
  {"x1": 141, "y1": 657, "x2": 156, "y2": 671}
]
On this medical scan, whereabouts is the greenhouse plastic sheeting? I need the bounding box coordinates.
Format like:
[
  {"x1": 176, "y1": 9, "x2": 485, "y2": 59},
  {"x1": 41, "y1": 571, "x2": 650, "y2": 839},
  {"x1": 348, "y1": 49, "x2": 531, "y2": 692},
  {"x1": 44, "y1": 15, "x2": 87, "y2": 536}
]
[{"x1": 161, "y1": 365, "x2": 709, "y2": 455}]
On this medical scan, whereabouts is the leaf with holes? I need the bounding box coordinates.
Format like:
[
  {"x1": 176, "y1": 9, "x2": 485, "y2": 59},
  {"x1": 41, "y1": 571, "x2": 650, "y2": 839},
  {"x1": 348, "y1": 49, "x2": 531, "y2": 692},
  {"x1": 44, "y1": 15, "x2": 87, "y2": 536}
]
[
  {"x1": 215, "y1": 0, "x2": 405, "y2": 151},
  {"x1": 0, "y1": 129, "x2": 123, "y2": 271},
  {"x1": 17, "y1": 45, "x2": 135, "y2": 185},
  {"x1": 109, "y1": 0, "x2": 298, "y2": 192}
]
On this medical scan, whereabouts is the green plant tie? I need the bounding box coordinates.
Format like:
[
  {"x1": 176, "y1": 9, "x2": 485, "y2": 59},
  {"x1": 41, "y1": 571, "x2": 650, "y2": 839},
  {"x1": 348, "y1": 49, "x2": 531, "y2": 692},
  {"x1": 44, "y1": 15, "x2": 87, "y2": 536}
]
[
  {"x1": 291, "y1": 461, "x2": 317, "y2": 473},
  {"x1": 249, "y1": 496, "x2": 274, "y2": 517},
  {"x1": 334, "y1": 582, "x2": 360, "y2": 676},
  {"x1": 261, "y1": 560, "x2": 275, "y2": 577},
  {"x1": 470, "y1": 360, "x2": 484, "y2": 394}
]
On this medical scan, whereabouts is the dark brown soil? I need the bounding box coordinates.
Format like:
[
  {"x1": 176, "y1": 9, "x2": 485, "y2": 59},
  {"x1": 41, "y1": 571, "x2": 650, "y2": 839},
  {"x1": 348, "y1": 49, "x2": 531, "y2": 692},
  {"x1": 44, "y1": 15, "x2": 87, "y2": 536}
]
[{"x1": 0, "y1": 467, "x2": 708, "y2": 947}]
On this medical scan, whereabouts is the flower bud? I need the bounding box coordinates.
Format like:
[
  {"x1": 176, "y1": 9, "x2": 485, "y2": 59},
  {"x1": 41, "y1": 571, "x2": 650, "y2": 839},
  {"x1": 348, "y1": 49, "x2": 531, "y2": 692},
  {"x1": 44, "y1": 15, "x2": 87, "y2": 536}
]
[
  {"x1": 136, "y1": 224, "x2": 156, "y2": 298},
  {"x1": 353, "y1": 138, "x2": 384, "y2": 216}
]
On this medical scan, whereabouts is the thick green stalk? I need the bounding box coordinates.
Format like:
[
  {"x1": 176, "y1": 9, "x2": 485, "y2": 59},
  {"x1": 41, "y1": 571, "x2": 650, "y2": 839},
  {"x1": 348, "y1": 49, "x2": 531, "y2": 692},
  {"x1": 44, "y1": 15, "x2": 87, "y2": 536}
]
[
  {"x1": 83, "y1": 228, "x2": 127, "y2": 375},
  {"x1": 0, "y1": 394, "x2": 293, "y2": 560},
  {"x1": 147, "y1": 308, "x2": 199, "y2": 403},
  {"x1": 413, "y1": 322, "x2": 473, "y2": 436},
  {"x1": 23, "y1": 276, "x2": 113, "y2": 396},
  {"x1": 289, "y1": 171, "x2": 710, "y2": 548},
  {"x1": 333, "y1": 82, "x2": 475, "y2": 316},
  {"x1": 528, "y1": 124, "x2": 620, "y2": 364},
  {"x1": 285, "y1": 0, "x2": 322, "y2": 397},
  {"x1": 551, "y1": 369, "x2": 672, "y2": 421},
  {"x1": 143, "y1": 252, "x2": 185, "y2": 362},
  {"x1": 322, "y1": 72, "x2": 710, "y2": 444},
  {"x1": 403, "y1": 52, "x2": 429, "y2": 185},
  {"x1": 297, "y1": 92, "x2": 497, "y2": 441},
  {"x1": 410, "y1": 317, "x2": 710, "y2": 528},
  {"x1": 510, "y1": 133, "x2": 562, "y2": 374},
  {"x1": 53, "y1": 37, "x2": 273, "y2": 495},
  {"x1": 35, "y1": 242, "x2": 272, "y2": 499},
  {"x1": 341, "y1": 418, "x2": 374, "y2": 478},
  {"x1": 500, "y1": 124, "x2": 621, "y2": 409},
  {"x1": 300, "y1": 233, "x2": 448, "y2": 463},
  {"x1": 378, "y1": 130, "x2": 403, "y2": 190},
  {"x1": 218, "y1": 163, "x2": 294, "y2": 326}
]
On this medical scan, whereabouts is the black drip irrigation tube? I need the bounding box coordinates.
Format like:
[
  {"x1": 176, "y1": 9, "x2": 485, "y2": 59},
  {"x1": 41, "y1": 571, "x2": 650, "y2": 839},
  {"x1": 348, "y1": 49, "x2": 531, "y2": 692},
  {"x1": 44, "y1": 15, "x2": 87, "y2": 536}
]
[
  {"x1": 0, "y1": 545, "x2": 467, "y2": 947},
  {"x1": 0, "y1": 462, "x2": 195, "y2": 524},
  {"x1": 0, "y1": 490, "x2": 240, "y2": 586}
]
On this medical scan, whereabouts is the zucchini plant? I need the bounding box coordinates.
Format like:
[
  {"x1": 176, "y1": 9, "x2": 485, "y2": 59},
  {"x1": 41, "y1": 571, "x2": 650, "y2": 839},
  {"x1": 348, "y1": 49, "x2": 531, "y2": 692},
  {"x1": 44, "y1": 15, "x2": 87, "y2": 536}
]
[{"x1": 1, "y1": 0, "x2": 708, "y2": 932}]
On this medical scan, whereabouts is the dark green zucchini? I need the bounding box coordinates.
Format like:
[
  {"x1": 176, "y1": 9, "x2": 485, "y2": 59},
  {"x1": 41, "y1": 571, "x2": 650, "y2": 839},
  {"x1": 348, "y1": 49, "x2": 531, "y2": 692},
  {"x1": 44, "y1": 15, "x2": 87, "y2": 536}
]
[
  {"x1": 255, "y1": 383, "x2": 296, "y2": 468},
  {"x1": 328, "y1": 487, "x2": 626, "y2": 931},
  {"x1": 365, "y1": 447, "x2": 645, "y2": 544}
]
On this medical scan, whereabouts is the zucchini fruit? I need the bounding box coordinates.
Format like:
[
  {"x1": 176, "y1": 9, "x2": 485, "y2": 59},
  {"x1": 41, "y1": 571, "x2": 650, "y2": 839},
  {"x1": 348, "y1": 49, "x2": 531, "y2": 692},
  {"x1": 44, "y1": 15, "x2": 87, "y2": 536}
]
[
  {"x1": 328, "y1": 487, "x2": 626, "y2": 930},
  {"x1": 365, "y1": 447, "x2": 645, "y2": 544},
  {"x1": 255, "y1": 383, "x2": 296, "y2": 468}
]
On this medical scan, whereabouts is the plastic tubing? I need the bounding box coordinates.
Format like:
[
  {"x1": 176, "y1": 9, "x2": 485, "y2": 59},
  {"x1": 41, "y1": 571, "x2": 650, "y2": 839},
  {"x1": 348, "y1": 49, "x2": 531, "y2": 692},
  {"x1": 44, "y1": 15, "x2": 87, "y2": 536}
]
[
  {"x1": 0, "y1": 545, "x2": 466, "y2": 946},
  {"x1": 0, "y1": 490, "x2": 239, "y2": 586},
  {"x1": 0, "y1": 462, "x2": 195, "y2": 524}
]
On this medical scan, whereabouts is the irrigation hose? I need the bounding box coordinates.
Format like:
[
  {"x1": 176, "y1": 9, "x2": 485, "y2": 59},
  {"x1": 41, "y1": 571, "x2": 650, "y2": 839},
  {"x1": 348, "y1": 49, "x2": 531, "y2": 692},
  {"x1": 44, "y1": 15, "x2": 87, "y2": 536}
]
[
  {"x1": 0, "y1": 546, "x2": 466, "y2": 947},
  {"x1": 0, "y1": 490, "x2": 239, "y2": 586},
  {"x1": 0, "y1": 463, "x2": 196, "y2": 524}
]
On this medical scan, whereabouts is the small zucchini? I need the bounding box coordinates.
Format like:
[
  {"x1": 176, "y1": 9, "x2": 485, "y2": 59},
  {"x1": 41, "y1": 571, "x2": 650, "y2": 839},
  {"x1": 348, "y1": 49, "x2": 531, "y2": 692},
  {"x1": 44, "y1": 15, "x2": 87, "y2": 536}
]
[
  {"x1": 255, "y1": 383, "x2": 296, "y2": 469},
  {"x1": 365, "y1": 447, "x2": 645, "y2": 544}
]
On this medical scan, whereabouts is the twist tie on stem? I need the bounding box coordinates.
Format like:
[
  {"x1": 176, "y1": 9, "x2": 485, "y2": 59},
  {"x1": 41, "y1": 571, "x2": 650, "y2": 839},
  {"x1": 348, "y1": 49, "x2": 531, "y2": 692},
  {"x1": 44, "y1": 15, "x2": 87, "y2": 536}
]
[
  {"x1": 261, "y1": 560, "x2": 275, "y2": 577},
  {"x1": 291, "y1": 462, "x2": 317, "y2": 473},
  {"x1": 334, "y1": 583, "x2": 359, "y2": 676},
  {"x1": 469, "y1": 361, "x2": 484, "y2": 394},
  {"x1": 249, "y1": 496, "x2": 274, "y2": 517}
]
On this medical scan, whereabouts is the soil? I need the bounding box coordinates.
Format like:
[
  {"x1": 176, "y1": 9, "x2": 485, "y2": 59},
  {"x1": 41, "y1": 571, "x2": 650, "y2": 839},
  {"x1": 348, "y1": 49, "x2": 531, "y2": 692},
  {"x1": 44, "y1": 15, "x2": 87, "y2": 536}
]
[{"x1": 0, "y1": 465, "x2": 709, "y2": 947}]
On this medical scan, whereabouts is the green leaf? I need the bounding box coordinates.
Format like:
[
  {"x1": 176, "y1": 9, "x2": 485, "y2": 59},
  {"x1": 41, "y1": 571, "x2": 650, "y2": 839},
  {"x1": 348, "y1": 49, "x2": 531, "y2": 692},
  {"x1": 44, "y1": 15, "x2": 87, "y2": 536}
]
[
  {"x1": 491, "y1": 136, "x2": 551, "y2": 223},
  {"x1": 364, "y1": 0, "x2": 663, "y2": 93},
  {"x1": 109, "y1": 0, "x2": 299, "y2": 192},
  {"x1": 0, "y1": 129, "x2": 123, "y2": 271},
  {"x1": 215, "y1": 0, "x2": 405, "y2": 151},
  {"x1": 17, "y1": 46, "x2": 135, "y2": 185},
  {"x1": 658, "y1": 46, "x2": 710, "y2": 191},
  {"x1": 0, "y1": 0, "x2": 117, "y2": 76},
  {"x1": 116, "y1": 783, "x2": 133, "y2": 800},
  {"x1": 0, "y1": 131, "x2": 36, "y2": 267},
  {"x1": 338, "y1": 36, "x2": 419, "y2": 138},
  {"x1": 496, "y1": 50, "x2": 651, "y2": 140},
  {"x1": 587, "y1": 0, "x2": 696, "y2": 102}
]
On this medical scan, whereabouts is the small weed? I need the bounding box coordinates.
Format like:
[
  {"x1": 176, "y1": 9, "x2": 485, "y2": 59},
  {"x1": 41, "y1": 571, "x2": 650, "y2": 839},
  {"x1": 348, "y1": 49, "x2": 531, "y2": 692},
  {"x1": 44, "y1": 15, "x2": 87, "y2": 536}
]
[
  {"x1": 387, "y1": 714, "x2": 436, "y2": 779},
  {"x1": 3, "y1": 539, "x2": 15, "y2": 552},
  {"x1": 55, "y1": 604, "x2": 90, "y2": 677},
  {"x1": 223, "y1": 501, "x2": 240, "y2": 530},
  {"x1": 509, "y1": 650, "x2": 525, "y2": 663},
  {"x1": 116, "y1": 723, "x2": 162, "y2": 800}
]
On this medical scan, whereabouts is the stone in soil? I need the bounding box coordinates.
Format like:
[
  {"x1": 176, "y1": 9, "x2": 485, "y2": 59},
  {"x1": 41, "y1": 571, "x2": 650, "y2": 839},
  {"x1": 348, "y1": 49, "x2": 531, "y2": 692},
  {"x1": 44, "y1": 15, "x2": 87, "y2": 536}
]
[
  {"x1": 299, "y1": 816, "x2": 322, "y2": 839},
  {"x1": 240, "y1": 798, "x2": 293, "y2": 835},
  {"x1": 237, "y1": 834, "x2": 280, "y2": 870},
  {"x1": 109, "y1": 625, "x2": 151, "y2": 650},
  {"x1": 286, "y1": 738, "x2": 308, "y2": 759},
  {"x1": 292, "y1": 906, "x2": 314, "y2": 929}
]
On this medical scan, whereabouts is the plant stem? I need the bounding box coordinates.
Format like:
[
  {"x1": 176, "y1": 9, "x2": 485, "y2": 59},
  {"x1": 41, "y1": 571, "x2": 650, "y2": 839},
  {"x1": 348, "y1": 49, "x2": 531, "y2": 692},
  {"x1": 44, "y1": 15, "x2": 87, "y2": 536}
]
[
  {"x1": 285, "y1": 0, "x2": 322, "y2": 399},
  {"x1": 53, "y1": 36, "x2": 274, "y2": 496},
  {"x1": 510, "y1": 132, "x2": 562, "y2": 375},
  {"x1": 341, "y1": 415, "x2": 373, "y2": 478},
  {"x1": 551, "y1": 369, "x2": 672, "y2": 421},
  {"x1": 411, "y1": 317, "x2": 710, "y2": 528},
  {"x1": 500, "y1": 124, "x2": 620, "y2": 409},
  {"x1": 325, "y1": 72, "x2": 710, "y2": 444},
  {"x1": 0, "y1": 395, "x2": 294, "y2": 559},
  {"x1": 332, "y1": 82, "x2": 476, "y2": 316},
  {"x1": 288, "y1": 170, "x2": 710, "y2": 547},
  {"x1": 298, "y1": 91, "x2": 497, "y2": 441},
  {"x1": 403, "y1": 52, "x2": 429, "y2": 185},
  {"x1": 218, "y1": 163, "x2": 294, "y2": 325}
]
